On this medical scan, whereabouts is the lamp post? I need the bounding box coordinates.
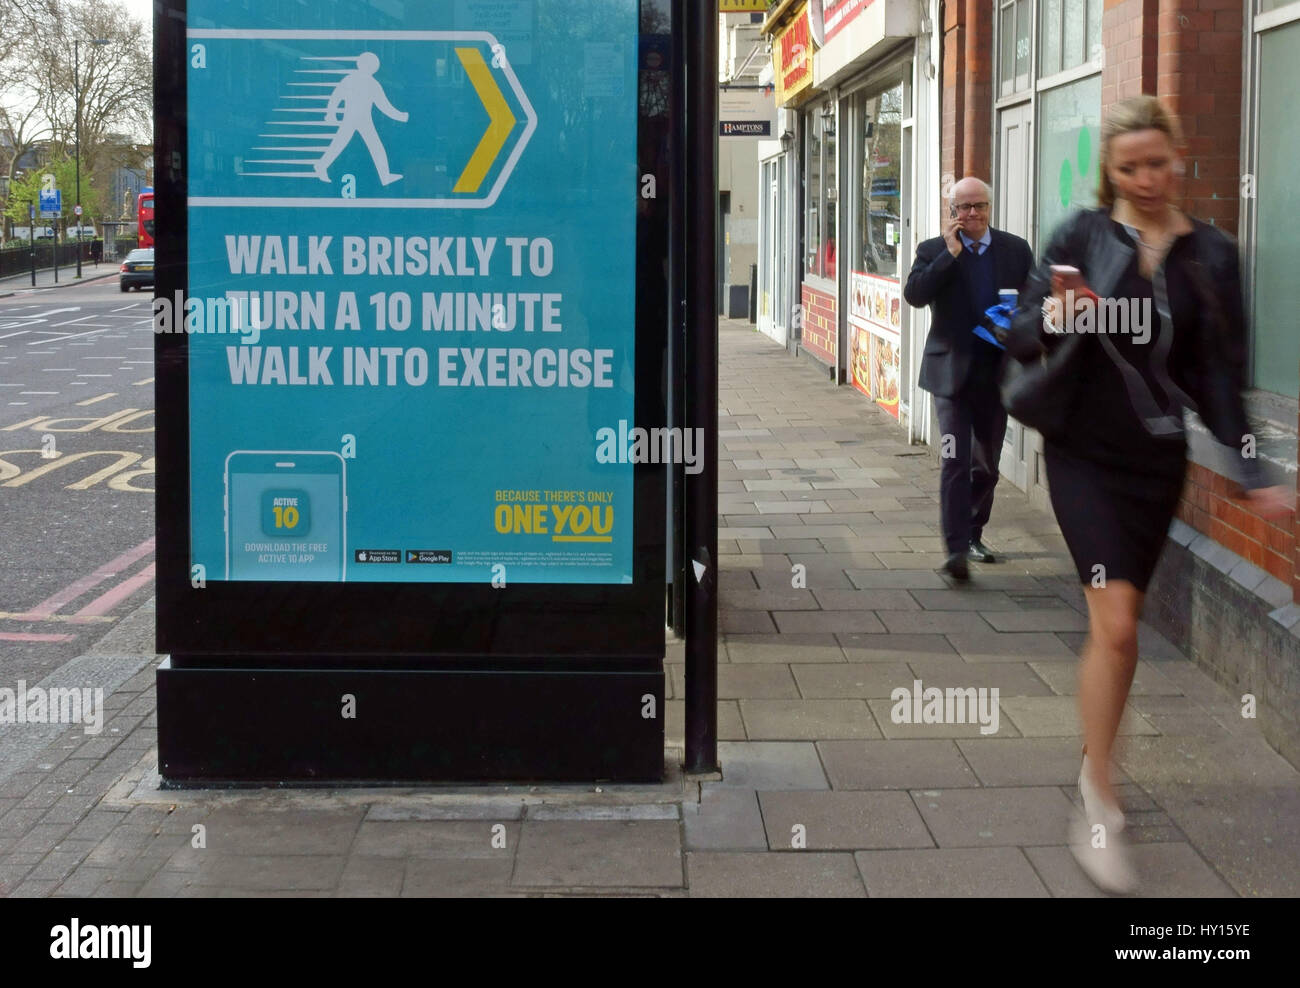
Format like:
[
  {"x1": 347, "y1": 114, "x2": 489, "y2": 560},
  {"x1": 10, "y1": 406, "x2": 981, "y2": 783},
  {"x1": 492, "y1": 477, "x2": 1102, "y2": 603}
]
[{"x1": 74, "y1": 37, "x2": 110, "y2": 279}]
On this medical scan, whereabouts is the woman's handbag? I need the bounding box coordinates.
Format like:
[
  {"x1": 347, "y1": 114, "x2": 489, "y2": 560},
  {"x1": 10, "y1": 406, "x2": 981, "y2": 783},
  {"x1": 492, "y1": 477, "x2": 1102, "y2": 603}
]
[{"x1": 998, "y1": 319, "x2": 1085, "y2": 440}]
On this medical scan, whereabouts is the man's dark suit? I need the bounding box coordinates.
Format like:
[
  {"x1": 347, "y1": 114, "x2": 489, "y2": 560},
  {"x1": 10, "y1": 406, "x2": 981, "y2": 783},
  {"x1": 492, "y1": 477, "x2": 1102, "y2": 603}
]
[{"x1": 903, "y1": 227, "x2": 1033, "y2": 556}]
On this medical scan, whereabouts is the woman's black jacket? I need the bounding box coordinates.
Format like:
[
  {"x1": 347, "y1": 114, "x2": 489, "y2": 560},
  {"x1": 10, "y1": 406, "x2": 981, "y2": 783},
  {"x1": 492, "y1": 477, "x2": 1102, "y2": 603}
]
[{"x1": 1005, "y1": 206, "x2": 1265, "y2": 489}]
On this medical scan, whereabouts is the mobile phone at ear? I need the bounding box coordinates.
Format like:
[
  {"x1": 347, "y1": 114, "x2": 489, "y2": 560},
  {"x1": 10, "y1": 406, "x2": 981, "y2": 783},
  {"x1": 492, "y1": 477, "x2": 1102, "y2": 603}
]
[{"x1": 949, "y1": 204, "x2": 957, "y2": 220}]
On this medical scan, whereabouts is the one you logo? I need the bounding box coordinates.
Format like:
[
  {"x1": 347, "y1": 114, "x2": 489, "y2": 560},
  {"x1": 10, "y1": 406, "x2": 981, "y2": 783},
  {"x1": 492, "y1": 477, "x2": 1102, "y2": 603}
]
[
  {"x1": 188, "y1": 30, "x2": 538, "y2": 209},
  {"x1": 50, "y1": 919, "x2": 151, "y2": 968}
]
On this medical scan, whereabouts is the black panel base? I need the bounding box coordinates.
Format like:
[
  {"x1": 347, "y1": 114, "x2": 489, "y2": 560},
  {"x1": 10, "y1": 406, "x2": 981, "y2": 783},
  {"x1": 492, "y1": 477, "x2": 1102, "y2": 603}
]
[{"x1": 156, "y1": 658, "x2": 665, "y2": 785}]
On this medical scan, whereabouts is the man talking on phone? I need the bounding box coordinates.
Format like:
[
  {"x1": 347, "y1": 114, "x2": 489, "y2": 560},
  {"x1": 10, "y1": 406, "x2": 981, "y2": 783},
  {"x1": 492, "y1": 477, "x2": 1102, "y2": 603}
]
[{"x1": 903, "y1": 177, "x2": 1033, "y2": 581}]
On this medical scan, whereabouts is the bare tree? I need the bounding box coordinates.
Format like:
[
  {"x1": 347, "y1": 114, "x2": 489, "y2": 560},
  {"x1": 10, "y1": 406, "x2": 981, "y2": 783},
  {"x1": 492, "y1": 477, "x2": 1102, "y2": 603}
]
[
  {"x1": 34, "y1": 1, "x2": 152, "y2": 156},
  {"x1": 0, "y1": 0, "x2": 151, "y2": 235}
]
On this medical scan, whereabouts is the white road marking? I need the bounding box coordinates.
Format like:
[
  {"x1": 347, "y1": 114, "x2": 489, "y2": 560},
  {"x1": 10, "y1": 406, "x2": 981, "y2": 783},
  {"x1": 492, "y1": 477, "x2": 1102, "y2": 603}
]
[
  {"x1": 75, "y1": 373, "x2": 112, "y2": 378},
  {"x1": 77, "y1": 393, "x2": 117, "y2": 406},
  {"x1": 20, "y1": 391, "x2": 58, "y2": 395},
  {"x1": 41, "y1": 368, "x2": 75, "y2": 372},
  {"x1": 26, "y1": 327, "x2": 108, "y2": 345}
]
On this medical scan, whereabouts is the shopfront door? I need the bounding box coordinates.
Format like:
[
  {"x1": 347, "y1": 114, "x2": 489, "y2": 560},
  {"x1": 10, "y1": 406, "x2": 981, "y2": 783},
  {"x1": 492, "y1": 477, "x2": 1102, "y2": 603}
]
[{"x1": 997, "y1": 100, "x2": 1033, "y2": 492}]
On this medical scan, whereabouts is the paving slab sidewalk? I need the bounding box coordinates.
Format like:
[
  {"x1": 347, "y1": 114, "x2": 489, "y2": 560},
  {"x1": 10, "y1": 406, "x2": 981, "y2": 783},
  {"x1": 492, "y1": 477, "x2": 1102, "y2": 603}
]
[{"x1": 0, "y1": 318, "x2": 1296, "y2": 897}]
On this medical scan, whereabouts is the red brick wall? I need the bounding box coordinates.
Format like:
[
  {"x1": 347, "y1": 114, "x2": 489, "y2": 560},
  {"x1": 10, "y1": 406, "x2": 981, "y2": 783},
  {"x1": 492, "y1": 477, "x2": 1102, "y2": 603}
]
[
  {"x1": 1102, "y1": 0, "x2": 1243, "y2": 232},
  {"x1": 800, "y1": 282, "x2": 837, "y2": 367},
  {"x1": 940, "y1": 0, "x2": 965, "y2": 213},
  {"x1": 940, "y1": 1, "x2": 994, "y2": 222},
  {"x1": 1103, "y1": 0, "x2": 1158, "y2": 104},
  {"x1": 961, "y1": 0, "x2": 992, "y2": 178},
  {"x1": 1156, "y1": 0, "x2": 1244, "y2": 233},
  {"x1": 1175, "y1": 463, "x2": 1298, "y2": 598},
  {"x1": 1104, "y1": 0, "x2": 1296, "y2": 601}
]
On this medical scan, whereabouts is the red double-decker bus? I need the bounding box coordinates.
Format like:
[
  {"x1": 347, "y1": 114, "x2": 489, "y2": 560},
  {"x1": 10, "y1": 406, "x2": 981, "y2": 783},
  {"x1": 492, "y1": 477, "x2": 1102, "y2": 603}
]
[{"x1": 137, "y1": 191, "x2": 155, "y2": 248}]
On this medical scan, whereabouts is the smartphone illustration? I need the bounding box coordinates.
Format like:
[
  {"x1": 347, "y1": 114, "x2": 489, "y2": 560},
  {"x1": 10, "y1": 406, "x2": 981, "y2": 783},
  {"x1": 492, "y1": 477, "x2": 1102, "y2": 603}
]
[{"x1": 224, "y1": 451, "x2": 347, "y2": 581}]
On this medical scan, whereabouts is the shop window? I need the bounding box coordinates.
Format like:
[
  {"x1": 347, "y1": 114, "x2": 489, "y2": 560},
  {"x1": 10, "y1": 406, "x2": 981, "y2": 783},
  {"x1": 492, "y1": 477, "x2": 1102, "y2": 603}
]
[
  {"x1": 823, "y1": 106, "x2": 837, "y2": 281},
  {"x1": 856, "y1": 84, "x2": 903, "y2": 279},
  {"x1": 1063, "y1": 0, "x2": 1085, "y2": 70},
  {"x1": 1086, "y1": 0, "x2": 1102, "y2": 62},
  {"x1": 999, "y1": 0, "x2": 1033, "y2": 97},
  {"x1": 1251, "y1": 19, "x2": 1300, "y2": 398},
  {"x1": 1035, "y1": 73, "x2": 1101, "y2": 247},
  {"x1": 1039, "y1": 0, "x2": 1100, "y2": 77},
  {"x1": 805, "y1": 113, "x2": 822, "y2": 277},
  {"x1": 804, "y1": 105, "x2": 836, "y2": 280},
  {"x1": 1041, "y1": 0, "x2": 1061, "y2": 77}
]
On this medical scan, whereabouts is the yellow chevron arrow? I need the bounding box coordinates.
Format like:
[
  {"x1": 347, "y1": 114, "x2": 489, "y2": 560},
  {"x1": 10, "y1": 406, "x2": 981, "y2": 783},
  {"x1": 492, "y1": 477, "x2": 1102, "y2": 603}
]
[{"x1": 454, "y1": 47, "x2": 517, "y2": 194}]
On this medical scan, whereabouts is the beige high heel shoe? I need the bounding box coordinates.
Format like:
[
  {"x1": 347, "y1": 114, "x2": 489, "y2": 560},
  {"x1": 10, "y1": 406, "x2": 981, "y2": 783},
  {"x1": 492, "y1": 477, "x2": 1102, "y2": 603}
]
[
  {"x1": 1070, "y1": 745, "x2": 1137, "y2": 894},
  {"x1": 1078, "y1": 744, "x2": 1125, "y2": 833}
]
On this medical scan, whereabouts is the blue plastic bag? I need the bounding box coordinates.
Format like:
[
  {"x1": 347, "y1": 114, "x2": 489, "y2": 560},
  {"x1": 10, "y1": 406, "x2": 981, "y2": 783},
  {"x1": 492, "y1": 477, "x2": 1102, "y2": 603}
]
[{"x1": 973, "y1": 301, "x2": 1014, "y2": 351}]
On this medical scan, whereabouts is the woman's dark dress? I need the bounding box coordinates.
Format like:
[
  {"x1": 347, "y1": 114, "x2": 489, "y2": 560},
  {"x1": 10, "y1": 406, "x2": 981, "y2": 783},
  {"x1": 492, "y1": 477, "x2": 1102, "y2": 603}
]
[{"x1": 1044, "y1": 222, "x2": 1201, "y2": 592}]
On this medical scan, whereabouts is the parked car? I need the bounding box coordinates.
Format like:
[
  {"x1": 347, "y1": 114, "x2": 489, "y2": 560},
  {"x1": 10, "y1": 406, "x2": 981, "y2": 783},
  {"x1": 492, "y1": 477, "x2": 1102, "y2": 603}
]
[{"x1": 119, "y1": 247, "x2": 154, "y2": 292}]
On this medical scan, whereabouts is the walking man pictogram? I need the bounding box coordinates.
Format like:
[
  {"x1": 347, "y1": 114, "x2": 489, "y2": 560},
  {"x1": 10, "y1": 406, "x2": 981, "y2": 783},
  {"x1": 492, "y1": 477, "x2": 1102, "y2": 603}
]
[{"x1": 314, "y1": 52, "x2": 408, "y2": 186}]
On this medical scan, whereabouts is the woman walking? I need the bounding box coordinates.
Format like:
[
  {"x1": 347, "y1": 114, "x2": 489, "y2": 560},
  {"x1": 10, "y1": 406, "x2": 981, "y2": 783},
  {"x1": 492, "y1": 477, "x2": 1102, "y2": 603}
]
[{"x1": 1006, "y1": 95, "x2": 1293, "y2": 893}]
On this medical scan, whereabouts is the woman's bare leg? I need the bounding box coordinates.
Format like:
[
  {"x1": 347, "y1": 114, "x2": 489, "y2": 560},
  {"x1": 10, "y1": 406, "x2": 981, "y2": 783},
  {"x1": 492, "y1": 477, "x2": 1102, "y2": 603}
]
[{"x1": 1078, "y1": 579, "x2": 1143, "y2": 808}]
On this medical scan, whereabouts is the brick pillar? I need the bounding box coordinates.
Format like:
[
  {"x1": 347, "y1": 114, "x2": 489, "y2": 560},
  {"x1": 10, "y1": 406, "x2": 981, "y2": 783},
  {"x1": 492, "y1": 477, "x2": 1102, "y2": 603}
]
[
  {"x1": 961, "y1": 0, "x2": 992, "y2": 180},
  {"x1": 1156, "y1": 0, "x2": 1244, "y2": 233},
  {"x1": 941, "y1": 0, "x2": 965, "y2": 211},
  {"x1": 1103, "y1": 0, "x2": 1158, "y2": 106},
  {"x1": 940, "y1": 0, "x2": 994, "y2": 213}
]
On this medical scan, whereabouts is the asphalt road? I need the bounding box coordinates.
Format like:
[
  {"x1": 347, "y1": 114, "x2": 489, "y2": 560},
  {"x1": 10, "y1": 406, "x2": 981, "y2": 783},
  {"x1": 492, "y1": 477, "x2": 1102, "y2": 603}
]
[{"x1": 0, "y1": 277, "x2": 155, "y2": 685}]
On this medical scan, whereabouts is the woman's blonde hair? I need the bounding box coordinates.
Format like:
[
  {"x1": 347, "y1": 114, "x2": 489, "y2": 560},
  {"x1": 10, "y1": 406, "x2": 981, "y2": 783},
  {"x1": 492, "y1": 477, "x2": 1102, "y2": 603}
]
[{"x1": 1097, "y1": 95, "x2": 1183, "y2": 207}]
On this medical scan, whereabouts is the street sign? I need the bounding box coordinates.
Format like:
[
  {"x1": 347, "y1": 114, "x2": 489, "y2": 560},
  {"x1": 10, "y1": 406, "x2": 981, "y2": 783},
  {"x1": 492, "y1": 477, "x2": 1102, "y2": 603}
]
[
  {"x1": 719, "y1": 89, "x2": 776, "y2": 139},
  {"x1": 28, "y1": 204, "x2": 35, "y2": 220},
  {"x1": 38, "y1": 189, "x2": 62, "y2": 218},
  {"x1": 74, "y1": 204, "x2": 83, "y2": 216}
]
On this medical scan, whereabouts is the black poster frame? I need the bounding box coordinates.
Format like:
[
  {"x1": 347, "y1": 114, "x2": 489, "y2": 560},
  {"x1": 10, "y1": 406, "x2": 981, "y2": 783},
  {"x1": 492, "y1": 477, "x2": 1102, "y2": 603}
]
[{"x1": 154, "y1": 1, "x2": 673, "y2": 669}]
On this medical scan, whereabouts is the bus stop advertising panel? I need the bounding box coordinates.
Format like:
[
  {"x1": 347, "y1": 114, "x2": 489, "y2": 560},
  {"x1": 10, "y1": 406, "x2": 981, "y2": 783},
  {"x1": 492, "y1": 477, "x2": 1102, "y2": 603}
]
[{"x1": 156, "y1": 0, "x2": 671, "y2": 782}]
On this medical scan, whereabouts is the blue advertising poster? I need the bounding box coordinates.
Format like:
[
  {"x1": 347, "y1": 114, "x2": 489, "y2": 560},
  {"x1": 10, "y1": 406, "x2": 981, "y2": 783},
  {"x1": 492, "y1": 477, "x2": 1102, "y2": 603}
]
[{"x1": 183, "y1": 1, "x2": 640, "y2": 584}]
